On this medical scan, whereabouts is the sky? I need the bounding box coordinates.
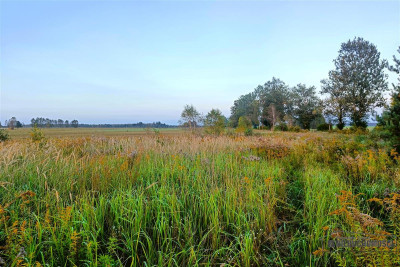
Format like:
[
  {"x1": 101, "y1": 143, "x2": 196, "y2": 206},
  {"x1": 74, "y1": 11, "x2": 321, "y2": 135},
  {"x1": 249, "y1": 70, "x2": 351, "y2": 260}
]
[{"x1": 1, "y1": 0, "x2": 399, "y2": 125}]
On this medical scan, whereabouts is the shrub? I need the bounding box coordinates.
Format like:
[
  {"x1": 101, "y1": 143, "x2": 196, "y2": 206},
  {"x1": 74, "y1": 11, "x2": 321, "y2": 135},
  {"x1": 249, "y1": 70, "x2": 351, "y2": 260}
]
[
  {"x1": 370, "y1": 126, "x2": 392, "y2": 140},
  {"x1": 317, "y1": 123, "x2": 331, "y2": 131},
  {"x1": 288, "y1": 125, "x2": 301, "y2": 132},
  {"x1": 341, "y1": 126, "x2": 368, "y2": 135},
  {"x1": 244, "y1": 128, "x2": 253, "y2": 136},
  {"x1": 0, "y1": 129, "x2": 10, "y2": 142},
  {"x1": 274, "y1": 123, "x2": 288, "y2": 131},
  {"x1": 153, "y1": 128, "x2": 161, "y2": 135},
  {"x1": 353, "y1": 126, "x2": 369, "y2": 135},
  {"x1": 236, "y1": 116, "x2": 252, "y2": 134},
  {"x1": 30, "y1": 126, "x2": 45, "y2": 143},
  {"x1": 259, "y1": 125, "x2": 270, "y2": 130},
  {"x1": 225, "y1": 128, "x2": 238, "y2": 137},
  {"x1": 204, "y1": 109, "x2": 226, "y2": 135}
]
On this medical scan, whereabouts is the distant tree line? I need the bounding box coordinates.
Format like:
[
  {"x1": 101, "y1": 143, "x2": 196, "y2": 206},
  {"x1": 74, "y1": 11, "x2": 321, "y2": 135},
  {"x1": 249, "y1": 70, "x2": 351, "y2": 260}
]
[
  {"x1": 2, "y1": 117, "x2": 176, "y2": 129},
  {"x1": 78, "y1": 122, "x2": 176, "y2": 128},
  {"x1": 230, "y1": 37, "x2": 390, "y2": 130},
  {"x1": 30, "y1": 118, "x2": 79, "y2": 128}
]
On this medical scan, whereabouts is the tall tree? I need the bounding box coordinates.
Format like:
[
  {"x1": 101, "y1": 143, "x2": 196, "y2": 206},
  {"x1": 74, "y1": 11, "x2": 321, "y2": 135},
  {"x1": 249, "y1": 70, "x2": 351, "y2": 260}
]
[
  {"x1": 291, "y1": 84, "x2": 322, "y2": 129},
  {"x1": 203, "y1": 109, "x2": 226, "y2": 135},
  {"x1": 378, "y1": 46, "x2": 400, "y2": 152},
  {"x1": 229, "y1": 92, "x2": 259, "y2": 127},
  {"x1": 180, "y1": 105, "x2": 201, "y2": 130},
  {"x1": 71, "y1": 120, "x2": 79, "y2": 128},
  {"x1": 328, "y1": 37, "x2": 388, "y2": 128},
  {"x1": 7, "y1": 117, "x2": 17, "y2": 130},
  {"x1": 265, "y1": 104, "x2": 280, "y2": 131},
  {"x1": 388, "y1": 46, "x2": 400, "y2": 84},
  {"x1": 321, "y1": 78, "x2": 348, "y2": 130},
  {"x1": 257, "y1": 77, "x2": 291, "y2": 126}
]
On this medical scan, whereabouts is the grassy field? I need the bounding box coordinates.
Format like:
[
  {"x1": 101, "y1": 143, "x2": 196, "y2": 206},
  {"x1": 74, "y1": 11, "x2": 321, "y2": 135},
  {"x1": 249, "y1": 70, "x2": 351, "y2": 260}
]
[
  {"x1": 5, "y1": 128, "x2": 183, "y2": 139},
  {"x1": 0, "y1": 129, "x2": 399, "y2": 266}
]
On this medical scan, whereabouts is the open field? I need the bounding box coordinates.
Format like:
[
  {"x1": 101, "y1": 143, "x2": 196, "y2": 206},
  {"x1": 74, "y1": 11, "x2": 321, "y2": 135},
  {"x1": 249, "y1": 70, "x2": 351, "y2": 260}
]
[
  {"x1": 5, "y1": 128, "x2": 184, "y2": 139},
  {"x1": 5, "y1": 126, "x2": 377, "y2": 140},
  {"x1": 1, "y1": 130, "x2": 400, "y2": 266}
]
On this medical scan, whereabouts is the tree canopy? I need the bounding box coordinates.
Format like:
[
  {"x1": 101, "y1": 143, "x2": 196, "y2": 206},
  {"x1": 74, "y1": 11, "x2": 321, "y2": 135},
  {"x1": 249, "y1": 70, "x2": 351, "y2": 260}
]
[
  {"x1": 323, "y1": 37, "x2": 388, "y2": 128},
  {"x1": 229, "y1": 93, "x2": 259, "y2": 128},
  {"x1": 378, "y1": 46, "x2": 400, "y2": 151},
  {"x1": 230, "y1": 37, "x2": 391, "y2": 130},
  {"x1": 203, "y1": 109, "x2": 226, "y2": 135},
  {"x1": 291, "y1": 84, "x2": 322, "y2": 130},
  {"x1": 180, "y1": 105, "x2": 202, "y2": 130}
]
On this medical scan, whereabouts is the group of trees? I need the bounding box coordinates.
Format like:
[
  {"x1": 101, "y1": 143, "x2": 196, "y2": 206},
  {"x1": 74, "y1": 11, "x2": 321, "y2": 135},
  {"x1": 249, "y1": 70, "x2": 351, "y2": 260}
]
[
  {"x1": 3, "y1": 117, "x2": 23, "y2": 129},
  {"x1": 78, "y1": 122, "x2": 174, "y2": 128},
  {"x1": 3, "y1": 118, "x2": 174, "y2": 130},
  {"x1": 180, "y1": 104, "x2": 227, "y2": 135},
  {"x1": 321, "y1": 37, "x2": 388, "y2": 129},
  {"x1": 181, "y1": 38, "x2": 397, "y2": 138},
  {"x1": 230, "y1": 78, "x2": 324, "y2": 130},
  {"x1": 230, "y1": 37, "x2": 393, "y2": 130},
  {"x1": 30, "y1": 117, "x2": 79, "y2": 128}
]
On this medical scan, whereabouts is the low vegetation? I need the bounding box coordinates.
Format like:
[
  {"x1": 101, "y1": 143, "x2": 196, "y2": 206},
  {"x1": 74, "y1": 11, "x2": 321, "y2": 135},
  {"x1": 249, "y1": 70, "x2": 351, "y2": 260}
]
[
  {"x1": 0, "y1": 129, "x2": 10, "y2": 142},
  {"x1": 1, "y1": 129, "x2": 399, "y2": 266}
]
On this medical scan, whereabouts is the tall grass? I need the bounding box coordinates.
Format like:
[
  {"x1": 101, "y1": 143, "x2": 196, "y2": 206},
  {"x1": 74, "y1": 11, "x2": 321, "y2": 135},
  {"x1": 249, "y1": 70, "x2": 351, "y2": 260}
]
[{"x1": 0, "y1": 132, "x2": 399, "y2": 266}]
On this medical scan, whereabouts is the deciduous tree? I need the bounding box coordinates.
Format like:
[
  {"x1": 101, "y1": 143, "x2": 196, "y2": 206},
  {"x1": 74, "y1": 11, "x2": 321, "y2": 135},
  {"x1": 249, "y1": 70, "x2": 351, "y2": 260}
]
[
  {"x1": 257, "y1": 77, "x2": 291, "y2": 126},
  {"x1": 291, "y1": 84, "x2": 322, "y2": 129},
  {"x1": 321, "y1": 78, "x2": 347, "y2": 130},
  {"x1": 229, "y1": 93, "x2": 259, "y2": 127},
  {"x1": 180, "y1": 105, "x2": 201, "y2": 131},
  {"x1": 71, "y1": 120, "x2": 79, "y2": 128},
  {"x1": 203, "y1": 109, "x2": 226, "y2": 135},
  {"x1": 7, "y1": 117, "x2": 17, "y2": 130},
  {"x1": 327, "y1": 37, "x2": 388, "y2": 128},
  {"x1": 265, "y1": 104, "x2": 280, "y2": 131}
]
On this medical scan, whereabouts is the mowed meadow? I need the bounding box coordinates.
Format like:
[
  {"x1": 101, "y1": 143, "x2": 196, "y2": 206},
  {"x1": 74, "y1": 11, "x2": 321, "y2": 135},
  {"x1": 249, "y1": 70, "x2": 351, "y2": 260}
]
[{"x1": 1, "y1": 129, "x2": 400, "y2": 266}]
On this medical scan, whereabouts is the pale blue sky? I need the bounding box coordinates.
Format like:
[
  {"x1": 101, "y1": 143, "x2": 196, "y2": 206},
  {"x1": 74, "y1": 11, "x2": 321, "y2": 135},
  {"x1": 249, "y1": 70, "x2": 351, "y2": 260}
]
[{"x1": 1, "y1": 1, "x2": 399, "y2": 125}]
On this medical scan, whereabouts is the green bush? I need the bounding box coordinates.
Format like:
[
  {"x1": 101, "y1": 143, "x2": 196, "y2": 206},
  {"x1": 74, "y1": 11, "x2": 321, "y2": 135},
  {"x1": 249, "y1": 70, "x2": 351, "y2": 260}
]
[
  {"x1": 259, "y1": 125, "x2": 270, "y2": 130},
  {"x1": 0, "y1": 129, "x2": 10, "y2": 142},
  {"x1": 225, "y1": 128, "x2": 238, "y2": 137},
  {"x1": 274, "y1": 123, "x2": 288, "y2": 131},
  {"x1": 236, "y1": 116, "x2": 252, "y2": 134},
  {"x1": 30, "y1": 126, "x2": 45, "y2": 143},
  {"x1": 204, "y1": 109, "x2": 226, "y2": 135},
  {"x1": 370, "y1": 126, "x2": 391, "y2": 139},
  {"x1": 342, "y1": 126, "x2": 369, "y2": 135},
  {"x1": 288, "y1": 125, "x2": 301, "y2": 132},
  {"x1": 317, "y1": 123, "x2": 331, "y2": 131},
  {"x1": 244, "y1": 128, "x2": 253, "y2": 136}
]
